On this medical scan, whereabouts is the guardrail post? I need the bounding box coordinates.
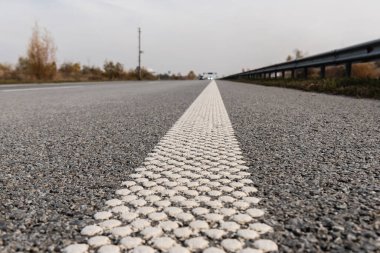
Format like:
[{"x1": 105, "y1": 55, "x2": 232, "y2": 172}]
[
  {"x1": 345, "y1": 62, "x2": 352, "y2": 77},
  {"x1": 320, "y1": 65, "x2": 326, "y2": 79},
  {"x1": 304, "y1": 68, "x2": 308, "y2": 79}
]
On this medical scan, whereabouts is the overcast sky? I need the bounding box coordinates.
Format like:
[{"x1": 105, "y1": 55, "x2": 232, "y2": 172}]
[{"x1": 1, "y1": 0, "x2": 380, "y2": 76}]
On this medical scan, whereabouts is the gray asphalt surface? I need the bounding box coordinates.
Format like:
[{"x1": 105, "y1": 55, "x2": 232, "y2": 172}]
[
  {"x1": 0, "y1": 81, "x2": 208, "y2": 252},
  {"x1": 218, "y1": 81, "x2": 380, "y2": 253}
]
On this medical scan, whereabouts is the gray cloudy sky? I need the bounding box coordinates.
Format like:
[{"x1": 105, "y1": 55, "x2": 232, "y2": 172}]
[{"x1": 1, "y1": 0, "x2": 380, "y2": 76}]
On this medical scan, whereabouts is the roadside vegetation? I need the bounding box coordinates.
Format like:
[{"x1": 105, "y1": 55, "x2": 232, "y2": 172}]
[
  {"x1": 0, "y1": 23, "x2": 198, "y2": 84},
  {"x1": 236, "y1": 49, "x2": 380, "y2": 99}
]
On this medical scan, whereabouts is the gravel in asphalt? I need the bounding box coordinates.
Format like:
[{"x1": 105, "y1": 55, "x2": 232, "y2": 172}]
[
  {"x1": 218, "y1": 80, "x2": 380, "y2": 253},
  {"x1": 0, "y1": 81, "x2": 207, "y2": 252}
]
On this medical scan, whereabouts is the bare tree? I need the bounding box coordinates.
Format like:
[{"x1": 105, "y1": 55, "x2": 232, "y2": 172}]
[
  {"x1": 294, "y1": 49, "x2": 306, "y2": 59},
  {"x1": 286, "y1": 49, "x2": 306, "y2": 62},
  {"x1": 187, "y1": 70, "x2": 197, "y2": 80},
  {"x1": 27, "y1": 23, "x2": 57, "y2": 80}
]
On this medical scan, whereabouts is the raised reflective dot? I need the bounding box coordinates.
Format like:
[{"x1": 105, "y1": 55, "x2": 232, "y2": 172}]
[
  {"x1": 169, "y1": 246, "x2": 190, "y2": 253},
  {"x1": 233, "y1": 214, "x2": 252, "y2": 224},
  {"x1": 119, "y1": 237, "x2": 142, "y2": 249},
  {"x1": 152, "y1": 237, "x2": 176, "y2": 251},
  {"x1": 97, "y1": 245, "x2": 120, "y2": 253},
  {"x1": 180, "y1": 200, "x2": 199, "y2": 208},
  {"x1": 145, "y1": 195, "x2": 161, "y2": 203},
  {"x1": 198, "y1": 186, "x2": 211, "y2": 192},
  {"x1": 164, "y1": 207, "x2": 183, "y2": 217},
  {"x1": 233, "y1": 201, "x2": 250, "y2": 210},
  {"x1": 151, "y1": 186, "x2": 166, "y2": 192},
  {"x1": 249, "y1": 223, "x2": 273, "y2": 234},
  {"x1": 219, "y1": 196, "x2": 235, "y2": 203},
  {"x1": 176, "y1": 212, "x2": 194, "y2": 223},
  {"x1": 204, "y1": 213, "x2": 224, "y2": 223},
  {"x1": 131, "y1": 219, "x2": 150, "y2": 231},
  {"x1": 192, "y1": 207, "x2": 210, "y2": 216},
  {"x1": 243, "y1": 197, "x2": 260, "y2": 205},
  {"x1": 160, "y1": 220, "x2": 179, "y2": 232},
  {"x1": 253, "y1": 240, "x2": 278, "y2": 252},
  {"x1": 141, "y1": 226, "x2": 163, "y2": 239},
  {"x1": 184, "y1": 190, "x2": 199, "y2": 197},
  {"x1": 112, "y1": 206, "x2": 129, "y2": 214},
  {"x1": 204, "y1": 247, "x2": 226, "y2": 253},
  {"x1": 133, "y1": 246, "x2": 155, "y2": 253},
  {"x1": 239, "y1": 248, "x2": 263, "y2": 253},
  {"x1": 130, "y1": 199, "x2": 147, "y2": 207},
  {"x1": 220, "y1": 222, "x2": 240, "y2": 232},
  {"x1": 221, "y1": 239, "x2": 243, "y2": 252},
  {"x1": 98, "y1": 219, "x2": 122, "y2": 230},
  {"x1": 130, "y1": 186, "x2": 144, "y2": 192},
  {"x1": 206, "y1": 201, "x2": 223, "y2": 209},
  {"x1": 242, "y1": 187, "x2": 258, "y2": 194},
  {"x1": 115, "y1": 189, "x2": 131, "y2": 196},
  {"x1": 63, "y1": 244, "x2": 89, "y2": 253},
  {"x1": 154, "y1": 200, "x2": 171, "y2": 208},
  {"x1": 246, "y1": 209, "x2": 265, "y2": 218},
  {"x1": 122, "y1": 195, "x2": 138, "y2": 202},
  {"x1": 121, "y1": 181, "x2": 136, "y2": 187},
  {"x1": 185, "y1": 237, "x2": 209, "y2": 251},
  {"x1": 232, "y1": 191, "x2": 247, "y2": 198},
  {"x1": 220, "y1": 186, "x2": 234, "y2": 193},
  {"x1": 88, "y1": 236, "x2": 110, "y2": 248},
  {"x1": 148, "y1": 212, "x2": 168, "y2": 221},
  {"x1": 81, "y1": 225, "x2": 103, "y2": 236},
  {"x1": 137, "y1": 206, "x2": 156, "y2": 215},
  {"x1": 196, "y1": 196, "x2": 211, "y2": 203},
  {"x1": 190, "y1": 220, "x2": 209, "y2": 231},
  {"x1": 110, "y1": 226, "x2": 132, "y2": 237},
  {"x1": 208, "y1": 190, "x2": 222, "y2": 197},
  {"x1": 204, "y1": 229, "x2": 226, "y2": 240},
  {"x1": 219, "y1": 208, "x2": 236, "y2": 217},
  {"x1": 143, "y1": 181, "x2": 157, "y2": 188},
  {"x1": 237, "y1": 229, "x2": 259, "y2": 240},
  {"x1": 137, "y1": 189, "x2": 154, "y2": 197},
  {"x1": 230, "y1": 182, "x2": 244, "y2": 188},
  {"x1": 121, "y1": 212, "x2": 138, "y2": 222},
  {"x1": 171, "y1": 196, "x2": 187, "y2": 203},
  {"x1": 162, "y1": 190, "x2": 177, "y2": 196},
  {"x1": 174, "y1": 227, "x2": 193, "y2": 239}
]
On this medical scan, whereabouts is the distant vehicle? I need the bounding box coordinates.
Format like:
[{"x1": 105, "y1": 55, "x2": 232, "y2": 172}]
[{"x1": 200, "y1": 72, "x2": 217, "y2": 80}]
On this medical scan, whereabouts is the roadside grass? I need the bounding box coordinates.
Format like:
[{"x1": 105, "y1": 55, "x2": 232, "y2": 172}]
[{"x1": 229, "y1": 78, "x2": 380, "y2": 99}]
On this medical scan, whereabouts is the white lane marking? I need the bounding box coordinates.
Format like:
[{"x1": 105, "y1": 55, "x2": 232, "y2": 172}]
[
  {"x1": 0, "y1": 85, "x2": 85, "y2": 93},
  {"x1": 63, "y1": 81, "x2": 277, "y2": 253}
]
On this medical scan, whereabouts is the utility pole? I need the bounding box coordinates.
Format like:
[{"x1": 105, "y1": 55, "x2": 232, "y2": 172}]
[{"x1": 138, "y1": 27, "x2": 142, "y2": 80}]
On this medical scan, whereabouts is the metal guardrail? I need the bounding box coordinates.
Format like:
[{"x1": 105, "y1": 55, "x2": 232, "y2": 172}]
[{"x1": 223, "y1": 39, "x2": 380, "y2": 80}]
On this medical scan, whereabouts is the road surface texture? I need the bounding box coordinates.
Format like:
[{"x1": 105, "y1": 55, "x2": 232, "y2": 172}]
[
  {"x1": 0, "y1": 80, "x2": 379, "y2": 253},
  {"x1": 218, "y1": 81, "x2": 380, "y2": 253},
  {"x1": 0, "y1": 81, "x2": 207, "y2": 252}
]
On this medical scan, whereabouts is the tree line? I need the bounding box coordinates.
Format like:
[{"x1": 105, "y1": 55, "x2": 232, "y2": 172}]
[{"x1": 0, "y1": 24, "x2": 198, "y2": 83}]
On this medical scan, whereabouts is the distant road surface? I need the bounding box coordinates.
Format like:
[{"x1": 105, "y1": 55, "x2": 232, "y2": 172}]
[{"x1": 0, "y1": 81, "x2": 378, "y2": 253}]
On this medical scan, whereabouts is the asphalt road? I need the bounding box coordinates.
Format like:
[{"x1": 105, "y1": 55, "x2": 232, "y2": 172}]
[
  {"x1": 0, "y1": 81, "x2": 208, "y2": 252},
  {"x1": 218, "y1": 81, "x2": 380, "y2": 253},
  {"x1": 0, "y1": 80, "x2": 379, "y2": 252}
]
